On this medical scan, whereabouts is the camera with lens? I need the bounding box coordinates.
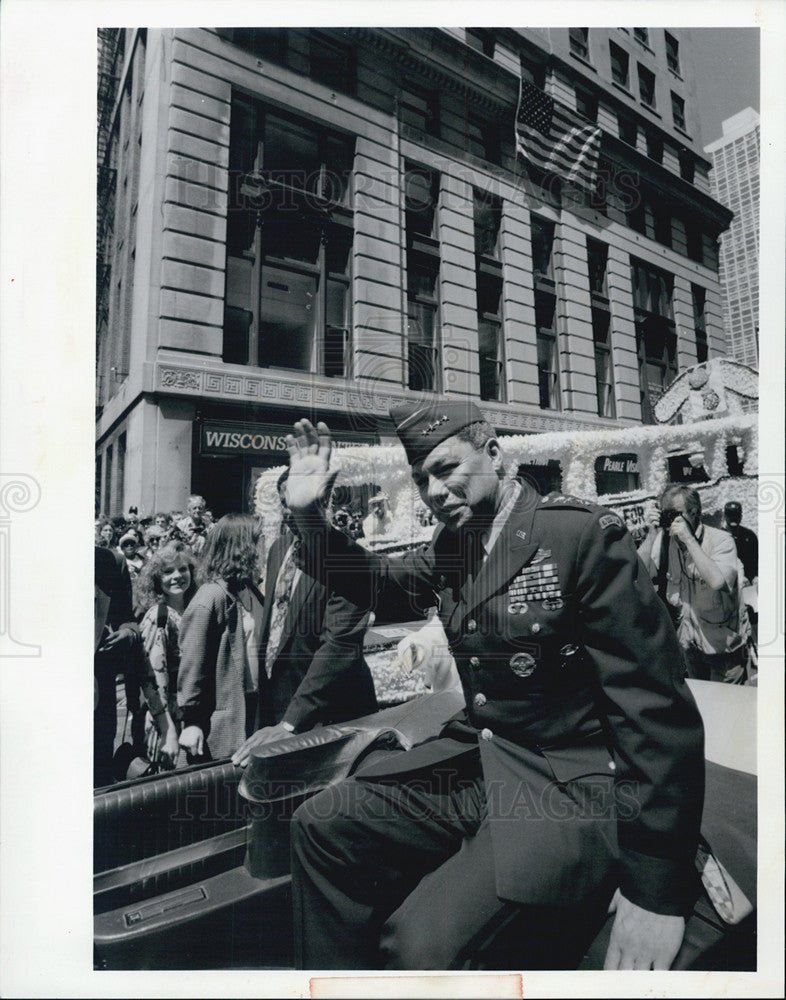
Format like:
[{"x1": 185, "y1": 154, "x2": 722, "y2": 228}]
[{"x1": 659, "y1": 508, "x2": 681, "y2": 530}]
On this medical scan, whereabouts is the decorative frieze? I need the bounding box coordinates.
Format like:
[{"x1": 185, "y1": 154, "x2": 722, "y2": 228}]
[{"x1": 155, "y1": 361, "x2": 615, "y2": 434}]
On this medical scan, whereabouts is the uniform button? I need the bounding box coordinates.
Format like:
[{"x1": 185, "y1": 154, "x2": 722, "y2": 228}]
[
  {"x1": 531, "y1": 622, "x2": 541, "y2": 634},
  {"x1": 560, "y1": 643, "x2": 580, "y2": 657},
  {"x1": 473, "y1": 693, "x2": 487, "y2": 708},
  {"x1": 469, "y1": 656, "x2": 480, "y2": 668},
  {"x1": 467, "y1": 619, "x2": 477, "y2": 633},
  {"x1": 608, "y1": 760, "x2": 616, "y2": 771},
  {"x1": 480, "y1": 727, "x2": 493, "y2": 741}
]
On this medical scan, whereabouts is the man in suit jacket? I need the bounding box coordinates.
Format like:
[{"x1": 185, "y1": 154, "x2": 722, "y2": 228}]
[
  {"x1": 94, "y1": 546, "x2": 141, "y2": 785},
  {"x1": 281, "y1": 401, "x2": 705, "y2": 971},
  {"x1": 232, "y1": 472, "x2": 377, "y2": 765}
]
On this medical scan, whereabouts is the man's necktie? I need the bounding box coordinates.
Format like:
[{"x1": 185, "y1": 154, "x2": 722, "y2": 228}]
[{"x1": 264, "y1": 542, "x2": 298, "y2": 676}]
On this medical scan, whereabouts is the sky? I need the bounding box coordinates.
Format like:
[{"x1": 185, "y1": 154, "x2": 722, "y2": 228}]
[{"x1": 691, "y1": 28, "x2": 760, "y2": 147}]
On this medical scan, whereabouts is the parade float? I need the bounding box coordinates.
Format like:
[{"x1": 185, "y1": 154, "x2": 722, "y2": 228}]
[{"x1": 254, "y1": 357, "x2": 759, "y2": 550}]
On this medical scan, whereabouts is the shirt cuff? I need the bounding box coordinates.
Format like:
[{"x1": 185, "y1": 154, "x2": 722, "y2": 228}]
[{"x1": 618, "y1": 846, "x2": 701, "y2": 917}]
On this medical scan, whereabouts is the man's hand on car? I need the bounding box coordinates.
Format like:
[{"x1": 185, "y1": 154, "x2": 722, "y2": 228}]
[
  {"x1": 604, "y1": 889, "x2": 685, "y2": 970},
  {"x1": 232, "y1": 723, "x2": 294, "y2": 767}
]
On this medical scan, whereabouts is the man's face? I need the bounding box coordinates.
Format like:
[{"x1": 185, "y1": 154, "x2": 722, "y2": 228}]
[
  {"x1": 411, "y1": 434, "x2": 502, "y2": 531},
  {"x1": 188, "y1": 498, "x2": 206, "y2": 522},
  {"x1": 724, "y1": 510, "x2": 741, "y2": 531},
  {"x1": 663, "y1": 493, "x2": 699, "y2": 533}
]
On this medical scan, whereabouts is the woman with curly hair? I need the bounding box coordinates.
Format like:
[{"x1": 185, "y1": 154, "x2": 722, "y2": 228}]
[
  {"x1": 177, "y1": 513, "x2": 265, "y2": 760},
  {"x1": 135, "y1": 541, "x2": 201, "y2": 767}
]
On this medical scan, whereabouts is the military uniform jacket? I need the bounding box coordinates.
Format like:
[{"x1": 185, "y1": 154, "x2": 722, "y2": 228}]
[{"x1": 300, "y1": 486, "x2": 705, "y2": 917}]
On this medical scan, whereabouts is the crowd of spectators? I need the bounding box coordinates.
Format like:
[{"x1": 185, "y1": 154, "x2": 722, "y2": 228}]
[{"x1": 95, "y1": 480, "x2": 759, "y2": 786}]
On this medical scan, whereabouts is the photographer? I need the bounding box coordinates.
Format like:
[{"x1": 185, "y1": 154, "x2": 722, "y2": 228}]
[{"x1": 639, "y1": 485, "x2": 747, "y2": 683}]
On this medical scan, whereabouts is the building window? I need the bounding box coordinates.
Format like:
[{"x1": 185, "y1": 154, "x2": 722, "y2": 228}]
[
  {"x1": 686, "y1": 220, "x2": 703, "y2": 263},
  {"x1": 404, "y1": 164, "x2": 439, "y2": 240},
  {"x1": 224, "y1": 97, "x2": 355, "y2": 378},
  {"x1": 219, "y1": 27, "x2": 288, "y2": 64},
  {"x1": 476, "y1": 273, "x2": 504, "y2": 402},
  {"x1": 587, "y1": 238, "x2": 609, "y2": 298},
  {"x1": 646, "y1": 131, "x2": 663, "y2": 163},
  {"x1": 405, "y1": 164, "x2": 441, "y2": 393},
  {"x1": 587, "y1": 239, "x2": 614, "y2": 417},
  {"x1": 671, "y1": 92, "x2": 686, "y2": 131},
  {"x1": 593, "y1": 311, "x2": 616, "y2": 418},
  {"x1": 521, "y1": 56, "x2": 547, "y2": 90},
  {"x1": 692, "y1": 284, "x2": 708, "y2": 362},
  {"x1": 473, "y1": 189, "x2": 502, "y2": 259},
  {"x1": 466, "y1": 28, "x2": 495, "y2": 58},
  {"x1": 407, "y1": 264, "x2": 440, "y2": 392},
  {"x1": 665, "y1": 32, "x2": 680, "y2": 75},
  {"x1": 618, "y1": 114, "x2": 637, "y2": 147},
  {"x1": 400, "y1": 81, "x2": 439, "y2": 137},
  {"x1": 575, "y1": 86, "x2": 598, "y2": 123},
  {"x1": 638, "y1": 64, "x2": 656, "y2": 108},
  {"x1": 631, "y1": 258, "x2": 676, "y2": 423},
  {"x1": 530, "y1": 215, "x2": 555, "y2": 286},
  {"x1": 569, "y1": 28, "x2": 590, "y2": 60},
  {"x1": 465, "y1": 107, "x2": 501, "y2": 165},
  {"x1": 633, "y1": 28, "x2": 649, "y2": 46},
  {"x1": 609, "y1": 41, "x2": 630, "y2": 88},
  {"x1": 536, "y1": 300, "x2": 560, "y2": 411},
  {"x1": 678, "y1": 149, "x2": 694, "y2": 183},
  {"x1": 309, "y1": 30, "x2": 356, "y2": 94}
]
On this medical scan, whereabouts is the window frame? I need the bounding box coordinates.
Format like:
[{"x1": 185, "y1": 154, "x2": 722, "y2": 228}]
[
  {"x1": 671, "y1": 91, "x2": 686, "y2": 131},
  {"x1": 665, "y1": 32, "x2": 681, "y2": 75},
  {"x1": 637, "y1": 63, "x2": 656, "y2": 109},
  {"x1": 568, "y1": 27, "x2": 590, "y2": 61},
  {"x1": 609, "y1": 40, "x2": 630, "y2": 89},
  {"x1": 223, "y1": 97, "x2": 356, "y2": 379}
]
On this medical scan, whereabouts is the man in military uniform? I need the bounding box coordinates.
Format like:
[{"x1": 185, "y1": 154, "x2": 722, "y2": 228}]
[{"x1": 282, "y1": 401, "x2": 705, "y2": 971}]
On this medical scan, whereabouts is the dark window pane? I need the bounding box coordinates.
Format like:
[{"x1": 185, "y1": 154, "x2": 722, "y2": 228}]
[
  {"x1": 610, "y1": 41, "x2": 629, "y2": 87},
  {"x1": 638, "y1": 65, "x2": 656, "y2": 107},
  {"x1": 530, "y1": 216, "x2": 555, "y2": 280},
  {"x1": 474, "y1": 190, "x2": 502, "y2": 258},
  {"x1": 223, "y1": 306, "x2": 252, "y2": 364},
  {"x1": 587, "y1": 238, "x2": 608, "y2": 296},
  {"x1": 646, "y1": 132, "x2": 663, "y2": 163},
  {"x1": 400, "y1": 83, "x2": 439, "y2": 137},
  {"x1": 665, "y1": 32, "x2": 680, "y2": 74},
  {"x1": 264, "y1": 113, "x2": 320, "y2": 181},
  {"x1": 671, "y1": 92, "x2": 686, "y2": 130},
  {"x1": 569, "y1": 28, "x2": 589, "y2": 60},
  {"x1": 309, "y1": 31, "x2": 355, "y2": 94},
  {"x1": 405, "y1": 166, "x2": 439, "y2": 237},
  {"x1": 633, "y1": 28, "x2": 649, "y2": 45},
  {"x1": 618, "y1": 115, "x2": 637, "y2": 146},
  {"x1": 466, "y1": 28, "x2": 495, "y2": 58},
  {"x1": 575, "y1": 87, "x2": 598, "y2": 123}
]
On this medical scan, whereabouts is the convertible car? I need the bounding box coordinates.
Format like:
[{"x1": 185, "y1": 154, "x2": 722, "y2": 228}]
[{"x1": 94, "y1": 644, "x2": 757, "y2": 972}]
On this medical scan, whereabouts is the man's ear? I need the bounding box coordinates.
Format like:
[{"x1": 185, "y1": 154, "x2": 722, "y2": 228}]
[{"x1": 485, "y1": 438, "x2": 504, "y2": 471}]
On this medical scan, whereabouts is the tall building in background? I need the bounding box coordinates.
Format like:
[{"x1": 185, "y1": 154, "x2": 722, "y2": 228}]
[
  {"x1": 704, "y1": 108, "x2": 760, "y2": 368},
  {"x1": 96, "y1": 27, "x2": 732, "y2": 517}
]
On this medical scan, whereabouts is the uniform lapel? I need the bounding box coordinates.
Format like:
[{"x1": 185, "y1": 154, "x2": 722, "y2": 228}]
[{"x1": 464, "y1": 491, "x2": 540, "y2": 616}]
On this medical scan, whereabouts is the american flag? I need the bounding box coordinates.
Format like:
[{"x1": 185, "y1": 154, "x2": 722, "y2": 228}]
[{"x1": 515, "y1": 80, "x2": 602, "y2": 194}]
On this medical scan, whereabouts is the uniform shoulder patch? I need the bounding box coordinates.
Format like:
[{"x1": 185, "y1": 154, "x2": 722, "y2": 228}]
[
  {"x1": 541, "y1": 493, "x2": 593, "y2": 511},
  {"x1": 599, "y1": 513, "x2": 624, "y2": 530}
]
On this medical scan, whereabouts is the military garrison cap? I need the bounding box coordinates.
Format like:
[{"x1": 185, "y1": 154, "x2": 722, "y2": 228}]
[{"x1": 390, "y1": 398, "x2": 484, "y2": 466}]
